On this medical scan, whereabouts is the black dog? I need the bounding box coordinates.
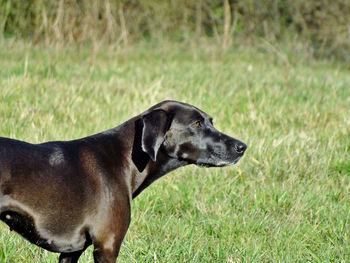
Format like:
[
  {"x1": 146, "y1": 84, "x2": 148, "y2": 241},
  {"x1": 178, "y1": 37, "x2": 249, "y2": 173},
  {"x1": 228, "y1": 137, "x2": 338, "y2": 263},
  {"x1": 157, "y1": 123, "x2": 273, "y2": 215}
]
[{"x1": 0, "y1": 100, "x2": 246, "y2": 262}]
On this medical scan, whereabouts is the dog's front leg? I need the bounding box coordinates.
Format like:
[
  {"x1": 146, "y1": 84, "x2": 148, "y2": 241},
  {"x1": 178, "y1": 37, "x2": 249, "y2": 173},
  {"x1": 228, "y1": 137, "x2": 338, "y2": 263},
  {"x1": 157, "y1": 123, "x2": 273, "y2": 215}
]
[
  {"x1": 92, "y1": 226, "x2": 129, "y2": 263},
  {"x1": 93, "y1": 246, "x2": 120, "y2": 263},
  {"x1": 92, "y1": 207, "x2": 131, "y2": 263}
]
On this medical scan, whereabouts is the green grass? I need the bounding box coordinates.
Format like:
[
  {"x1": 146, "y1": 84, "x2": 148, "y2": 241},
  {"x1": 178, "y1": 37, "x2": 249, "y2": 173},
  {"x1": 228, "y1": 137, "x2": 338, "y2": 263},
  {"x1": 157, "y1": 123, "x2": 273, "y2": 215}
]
[{"x1": 0, "y1": 39, "x2": 349, "y2": 262}]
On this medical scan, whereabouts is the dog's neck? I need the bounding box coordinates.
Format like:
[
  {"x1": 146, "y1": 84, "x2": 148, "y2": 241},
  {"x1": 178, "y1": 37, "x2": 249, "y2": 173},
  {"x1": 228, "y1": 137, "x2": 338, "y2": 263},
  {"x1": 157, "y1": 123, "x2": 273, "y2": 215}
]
[{"x1": 131, "y1": 151, "x2": 188, "y2": 199}]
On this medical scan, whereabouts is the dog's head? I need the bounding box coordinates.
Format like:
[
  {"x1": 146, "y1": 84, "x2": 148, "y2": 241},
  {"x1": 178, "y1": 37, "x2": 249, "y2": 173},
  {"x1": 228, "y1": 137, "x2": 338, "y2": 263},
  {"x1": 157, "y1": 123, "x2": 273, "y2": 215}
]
[{"x1": 133, "y1": 100, "x2": 246, "y2": 171}]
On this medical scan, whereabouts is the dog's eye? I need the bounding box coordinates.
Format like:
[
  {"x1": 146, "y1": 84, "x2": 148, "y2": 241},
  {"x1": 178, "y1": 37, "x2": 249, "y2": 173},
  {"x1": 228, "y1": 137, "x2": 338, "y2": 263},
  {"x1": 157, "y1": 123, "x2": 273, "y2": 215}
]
[{"x1": 193, "y1": 121, "x2": 201, "y2": 127}]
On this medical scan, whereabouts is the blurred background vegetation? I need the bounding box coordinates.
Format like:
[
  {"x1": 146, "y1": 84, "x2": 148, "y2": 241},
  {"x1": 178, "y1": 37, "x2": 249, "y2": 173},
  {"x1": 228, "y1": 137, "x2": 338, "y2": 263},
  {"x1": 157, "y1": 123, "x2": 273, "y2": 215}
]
[{"x1": 1, "y1": 0, "x2": 350, "y2": 61}]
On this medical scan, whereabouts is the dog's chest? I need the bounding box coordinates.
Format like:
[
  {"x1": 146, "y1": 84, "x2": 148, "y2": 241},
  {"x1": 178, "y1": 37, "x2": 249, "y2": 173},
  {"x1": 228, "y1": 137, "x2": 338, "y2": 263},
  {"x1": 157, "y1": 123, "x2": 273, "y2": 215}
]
[{"x1": 0, "y1": 209, "x2": 87, "y2": 253}]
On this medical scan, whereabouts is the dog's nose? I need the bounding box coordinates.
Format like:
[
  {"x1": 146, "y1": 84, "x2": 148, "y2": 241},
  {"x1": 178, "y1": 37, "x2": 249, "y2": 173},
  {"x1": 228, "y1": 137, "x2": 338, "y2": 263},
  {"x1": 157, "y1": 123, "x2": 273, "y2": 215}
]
[{"x1": 235, "y1": 142, "x2": 247, "y2": 154}]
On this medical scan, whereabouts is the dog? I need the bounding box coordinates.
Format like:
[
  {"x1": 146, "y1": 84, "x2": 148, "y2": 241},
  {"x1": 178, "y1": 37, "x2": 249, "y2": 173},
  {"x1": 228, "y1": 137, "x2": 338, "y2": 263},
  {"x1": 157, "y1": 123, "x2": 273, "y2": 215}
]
[{"x1": 0, "y1": 100, "x2": 246, "y2": 262}]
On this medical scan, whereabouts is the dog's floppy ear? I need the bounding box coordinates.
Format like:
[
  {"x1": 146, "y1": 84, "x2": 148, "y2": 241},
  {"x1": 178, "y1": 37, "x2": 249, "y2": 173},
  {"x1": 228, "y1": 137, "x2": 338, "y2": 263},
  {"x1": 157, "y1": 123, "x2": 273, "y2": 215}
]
[
  {"x1": 132, "y1": 109, "x2": 171, "y2": 172},
  {"x1": 141, "y1": 109, "x2": 169, "y2": 162}
]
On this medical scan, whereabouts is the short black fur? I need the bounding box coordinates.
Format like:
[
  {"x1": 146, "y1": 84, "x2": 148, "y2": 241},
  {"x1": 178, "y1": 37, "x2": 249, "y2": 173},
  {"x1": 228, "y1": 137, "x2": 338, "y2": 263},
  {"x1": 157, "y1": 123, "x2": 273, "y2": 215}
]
[{"x1": 132, "y1": 118, "x2": 150, "y2": 172}]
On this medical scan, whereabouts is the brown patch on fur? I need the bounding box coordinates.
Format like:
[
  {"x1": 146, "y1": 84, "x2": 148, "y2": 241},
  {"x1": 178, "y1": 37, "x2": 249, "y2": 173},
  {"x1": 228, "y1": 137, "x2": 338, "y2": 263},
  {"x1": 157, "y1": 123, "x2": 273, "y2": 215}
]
[
  {"x1": 0, "y1": 168, "x2": 12, "y2": 195},
  {"x1": 79, "y1": 149, "x2": 100, "y2": 178}
]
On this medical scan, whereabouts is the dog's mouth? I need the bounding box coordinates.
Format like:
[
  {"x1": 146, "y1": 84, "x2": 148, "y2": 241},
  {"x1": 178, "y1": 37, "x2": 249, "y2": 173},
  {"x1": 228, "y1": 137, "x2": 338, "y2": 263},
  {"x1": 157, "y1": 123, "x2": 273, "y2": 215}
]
[
  {"x1": 195, "y1": 156, "x2": 242, "y2": 168},
  {"x1": 175, "y1": 148, "x2": 245, "y2": 168},
  {"x1": 196, "y1": 162, "x2": 224, "y2": 168}
]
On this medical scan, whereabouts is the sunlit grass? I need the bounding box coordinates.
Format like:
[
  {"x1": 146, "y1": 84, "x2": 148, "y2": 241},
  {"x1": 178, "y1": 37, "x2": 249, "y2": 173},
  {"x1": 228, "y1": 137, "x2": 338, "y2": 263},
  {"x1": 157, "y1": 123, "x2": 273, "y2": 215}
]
[{"x1": 0, "y1": 40, "x2": 349, "y2": 262}]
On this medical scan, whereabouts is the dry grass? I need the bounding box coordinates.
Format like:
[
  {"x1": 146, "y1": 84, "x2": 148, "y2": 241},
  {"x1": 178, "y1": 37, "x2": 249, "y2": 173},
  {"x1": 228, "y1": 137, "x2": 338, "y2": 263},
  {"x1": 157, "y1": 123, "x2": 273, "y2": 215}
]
[{"x1": 1, "y1": 0, "x2": 350, "y2": 60}]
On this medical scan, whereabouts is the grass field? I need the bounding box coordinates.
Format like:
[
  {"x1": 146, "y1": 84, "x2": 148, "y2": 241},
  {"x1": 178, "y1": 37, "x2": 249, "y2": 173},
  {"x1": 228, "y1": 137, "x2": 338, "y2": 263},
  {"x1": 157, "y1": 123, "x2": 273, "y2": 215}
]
[{"x1": 0, "y1": 39, "x2": 349, "y2": 262}]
